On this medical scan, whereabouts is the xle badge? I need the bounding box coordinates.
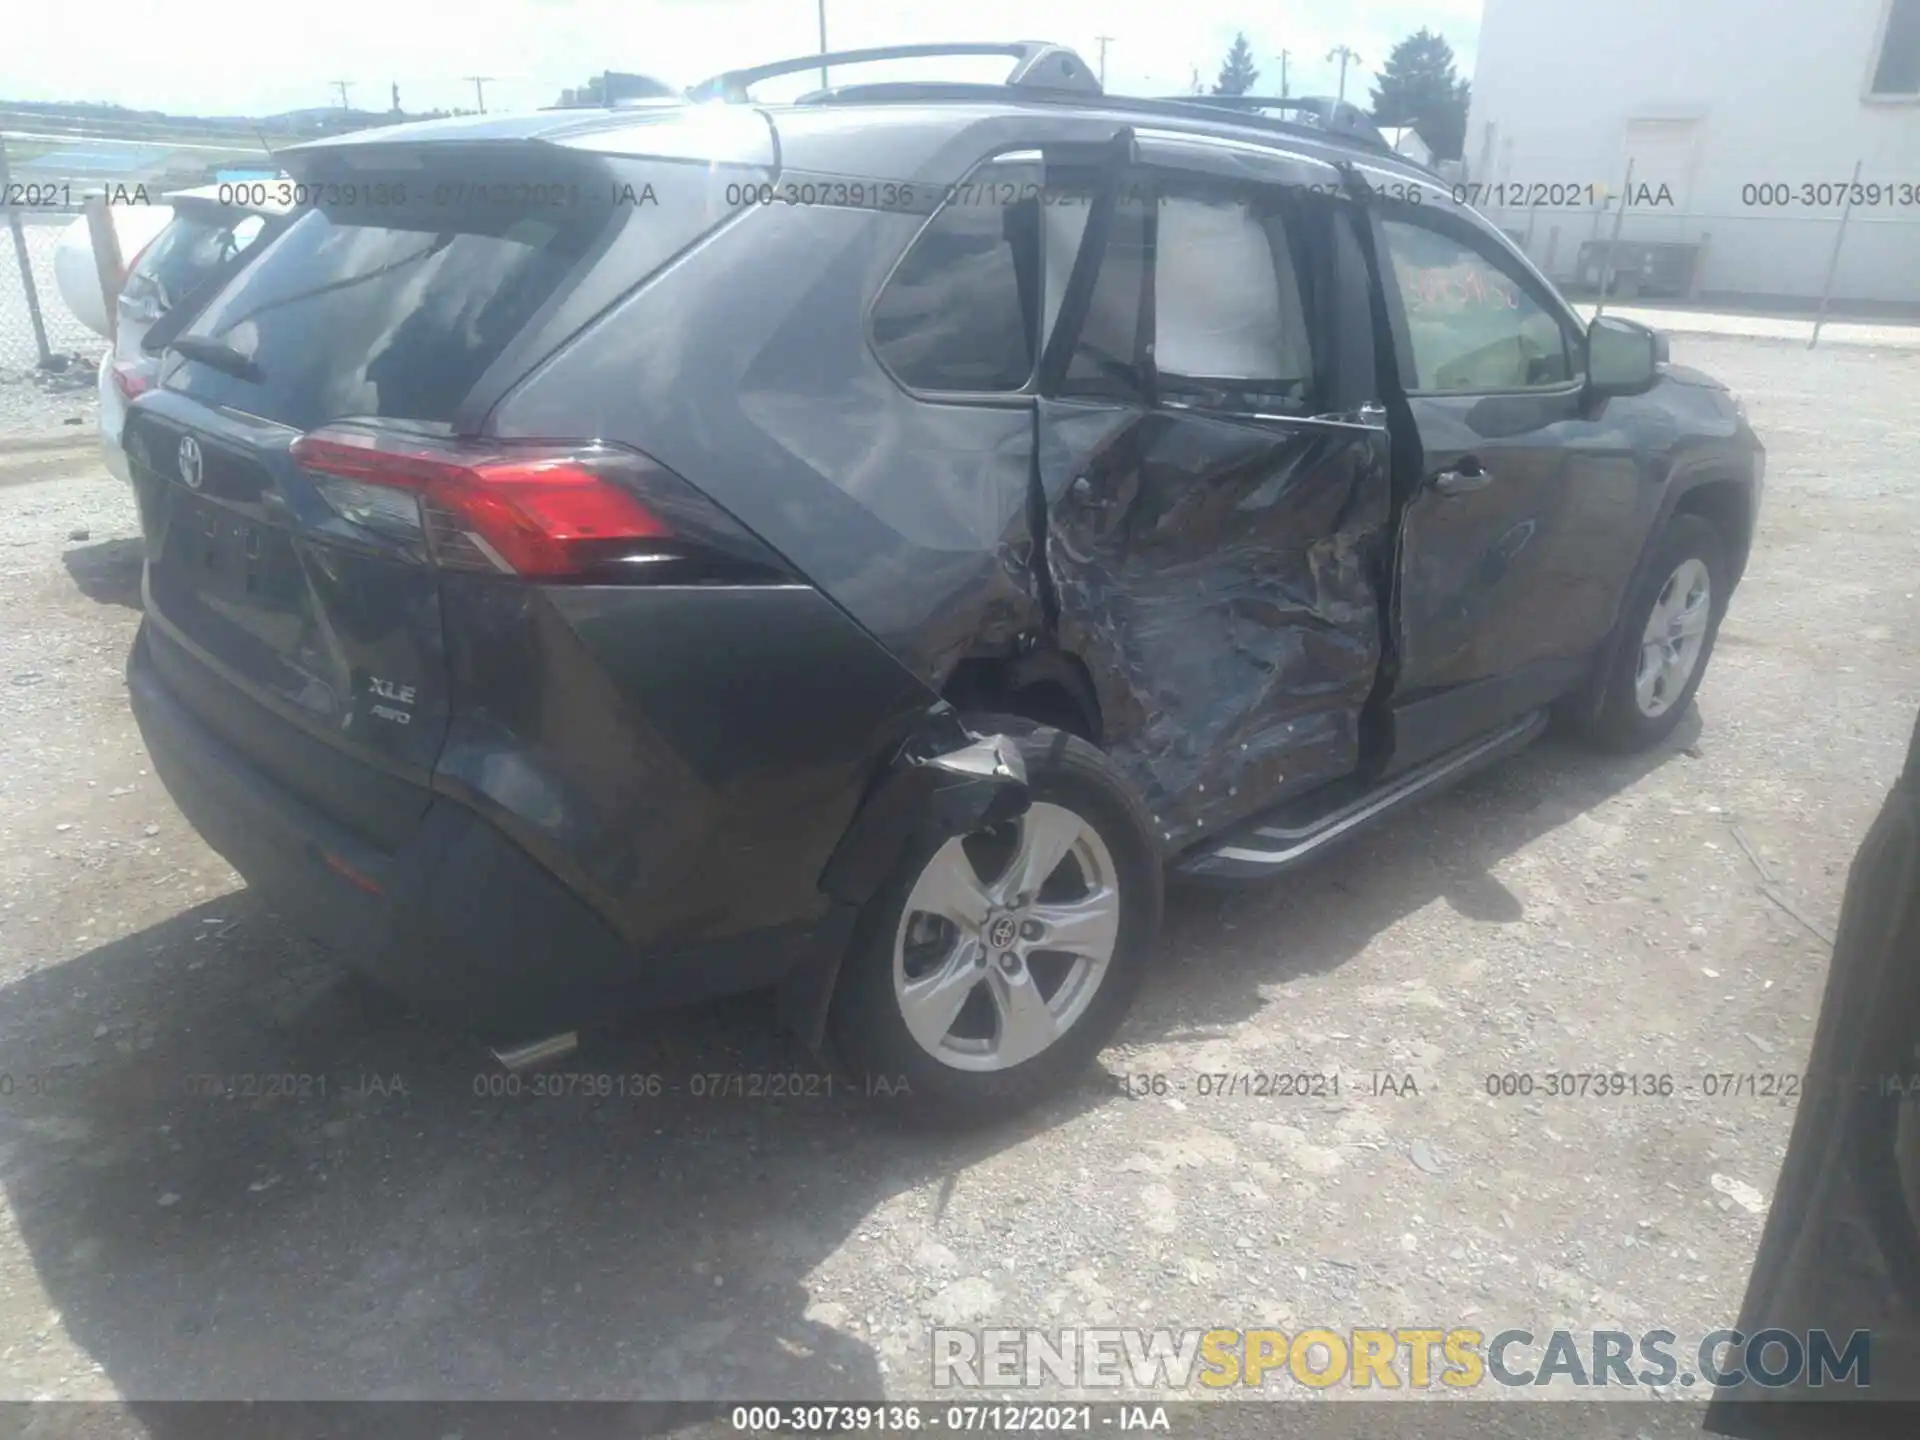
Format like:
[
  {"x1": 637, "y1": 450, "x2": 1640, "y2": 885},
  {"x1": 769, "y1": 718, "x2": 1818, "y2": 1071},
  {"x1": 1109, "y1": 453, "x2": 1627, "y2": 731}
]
[{"x1": 368, "y1": 676, "x2": 417, "y2": 727}]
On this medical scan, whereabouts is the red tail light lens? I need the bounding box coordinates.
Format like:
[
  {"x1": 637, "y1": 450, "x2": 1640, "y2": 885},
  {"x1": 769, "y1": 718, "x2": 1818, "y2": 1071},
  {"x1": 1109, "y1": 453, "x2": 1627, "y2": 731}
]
[
  {"x1": 110, "y1": 361, "x2": 153, "y2": 403},
  {"x1": 290, "y1": 429, "x2": 675, "y2": 578}
]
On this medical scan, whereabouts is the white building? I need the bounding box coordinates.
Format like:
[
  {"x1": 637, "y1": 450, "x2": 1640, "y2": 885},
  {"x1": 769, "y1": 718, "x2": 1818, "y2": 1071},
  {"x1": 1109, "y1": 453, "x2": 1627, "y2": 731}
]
[
  {"x1": 1380, "y1": 126, "x2": 1435, "y2": 168},
  {"x1": 1464, "y1": 0, "x2": 1920, "y2": 307}
]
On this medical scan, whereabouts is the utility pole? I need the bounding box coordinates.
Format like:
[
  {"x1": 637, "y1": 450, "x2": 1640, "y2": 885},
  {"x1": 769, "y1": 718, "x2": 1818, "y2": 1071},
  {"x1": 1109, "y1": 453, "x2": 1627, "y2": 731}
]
[
  {"x1": 818, "y1": 0, "x2": 830, "y2": 91},
  {"x1": 464, "y1": 76, "x2": 494, "y2": 113},
  {"x1": 331, "y1": 80, "x2": 354, "y2": 111},
  {"x1": 1094, "y1": 34, "x2": 1114, "y2": 87},
  {"x1": 1326, "y1": 45, "x2": 1361, "y2": 104},
  {"x1": 1274, "y1": 50, "x2": 1291, "y2": 98}
]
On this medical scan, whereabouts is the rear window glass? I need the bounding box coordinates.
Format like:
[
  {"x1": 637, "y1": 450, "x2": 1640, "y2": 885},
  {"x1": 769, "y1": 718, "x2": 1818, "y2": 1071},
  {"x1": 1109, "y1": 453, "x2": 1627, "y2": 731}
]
[
  {"x1": 126, "y1": 213, "x2": 269, "y2": 312},
  {"x1": 166, "y1": 203, "x2": 604, "y2": 431}
]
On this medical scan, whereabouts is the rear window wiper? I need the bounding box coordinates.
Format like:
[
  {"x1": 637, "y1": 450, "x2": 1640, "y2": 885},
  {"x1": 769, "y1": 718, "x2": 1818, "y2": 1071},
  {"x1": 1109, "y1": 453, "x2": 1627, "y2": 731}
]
[{"x1": 166, "y1": 335, "x2": 264, "y2": 384}]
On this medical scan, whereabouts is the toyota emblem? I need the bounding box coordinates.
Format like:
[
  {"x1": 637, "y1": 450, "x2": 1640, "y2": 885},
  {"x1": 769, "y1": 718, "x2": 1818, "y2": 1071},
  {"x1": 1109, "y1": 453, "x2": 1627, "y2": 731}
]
[
  {"x1": 988, "y1": 914, "x2": 1019, "y2": 950},
  {"x1": 178, "y1": 435, "x2": 204, "y2": 489}
]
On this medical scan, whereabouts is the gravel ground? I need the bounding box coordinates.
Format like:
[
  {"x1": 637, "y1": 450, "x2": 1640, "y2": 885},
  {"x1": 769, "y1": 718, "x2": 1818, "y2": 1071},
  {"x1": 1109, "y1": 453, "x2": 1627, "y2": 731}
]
[
  {"x1": 0, "y1": 335, "x2": 1914, "y2": 1425},
  {"x1": 0, "y1": 357, "x2": 96, "y2": 447}
]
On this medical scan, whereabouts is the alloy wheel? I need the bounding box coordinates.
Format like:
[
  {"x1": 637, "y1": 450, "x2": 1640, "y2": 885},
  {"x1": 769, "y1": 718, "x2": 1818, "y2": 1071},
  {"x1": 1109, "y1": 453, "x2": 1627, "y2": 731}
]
[
  {"x1": 891, "y1": 802, "x2": 1121, "y2": 1072},
  {"x1": 1634, "y1": 557, "x2": 1712, "y2": 719}
]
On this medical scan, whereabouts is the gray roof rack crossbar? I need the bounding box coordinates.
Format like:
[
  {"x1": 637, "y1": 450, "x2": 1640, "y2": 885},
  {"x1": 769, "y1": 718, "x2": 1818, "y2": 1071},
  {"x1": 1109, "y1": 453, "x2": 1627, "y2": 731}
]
[
  {"x1": 687, "y1": 42, "x2": 1101, "y2": 104},
  {"x1": 1159, "y1": 95, "x2": 1395, "y2": 152}
]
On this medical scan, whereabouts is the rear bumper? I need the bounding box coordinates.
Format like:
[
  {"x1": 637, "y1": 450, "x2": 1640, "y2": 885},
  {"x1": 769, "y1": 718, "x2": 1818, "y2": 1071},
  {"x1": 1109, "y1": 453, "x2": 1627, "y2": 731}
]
[{"x1": 128, "y1": 626, "x2": 802, "y2": 1041}]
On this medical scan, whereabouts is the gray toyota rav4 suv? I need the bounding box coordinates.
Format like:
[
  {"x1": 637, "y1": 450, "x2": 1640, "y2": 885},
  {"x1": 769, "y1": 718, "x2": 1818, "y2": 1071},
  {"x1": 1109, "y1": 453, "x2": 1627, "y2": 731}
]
[{"x1": 122, "y1": 43, "x2": 1764, "y2": 1124}]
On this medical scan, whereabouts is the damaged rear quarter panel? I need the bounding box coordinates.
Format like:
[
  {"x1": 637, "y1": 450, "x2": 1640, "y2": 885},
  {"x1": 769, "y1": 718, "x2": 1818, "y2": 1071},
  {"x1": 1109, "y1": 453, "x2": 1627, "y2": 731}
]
[{"x1": 490, "y1": 200, "x2": 1045, "y2": 687}]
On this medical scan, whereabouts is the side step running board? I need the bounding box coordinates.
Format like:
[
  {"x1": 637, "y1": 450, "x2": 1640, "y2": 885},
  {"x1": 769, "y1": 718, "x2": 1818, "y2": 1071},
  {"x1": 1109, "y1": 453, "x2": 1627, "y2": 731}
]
[{"x1": 1175, "y1": 710, "x2": 1549, "y2": 881}]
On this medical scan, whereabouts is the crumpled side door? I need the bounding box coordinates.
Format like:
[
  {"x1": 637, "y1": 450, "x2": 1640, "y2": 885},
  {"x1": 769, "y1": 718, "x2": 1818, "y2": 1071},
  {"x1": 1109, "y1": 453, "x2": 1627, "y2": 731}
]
[{"x1": 1033, "y1": 158, "x2": 1394, "y2": 851}]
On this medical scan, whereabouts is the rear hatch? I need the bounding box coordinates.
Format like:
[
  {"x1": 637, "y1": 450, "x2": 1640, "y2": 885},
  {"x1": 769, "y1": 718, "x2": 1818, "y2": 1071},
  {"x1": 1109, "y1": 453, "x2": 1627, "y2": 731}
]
[{"x1": 129, "y1": 130, "x2": 758, "y2": 849}]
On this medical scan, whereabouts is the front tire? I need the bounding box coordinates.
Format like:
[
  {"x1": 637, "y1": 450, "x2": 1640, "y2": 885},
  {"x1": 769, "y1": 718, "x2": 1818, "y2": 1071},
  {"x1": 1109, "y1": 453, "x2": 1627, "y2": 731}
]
[
  {"x1": 828, "y1": 717, "x2": 1162, "y2": 1127},
  {"x1": 1585, "y1": 513, "x2": 1729, "y2": 752}
]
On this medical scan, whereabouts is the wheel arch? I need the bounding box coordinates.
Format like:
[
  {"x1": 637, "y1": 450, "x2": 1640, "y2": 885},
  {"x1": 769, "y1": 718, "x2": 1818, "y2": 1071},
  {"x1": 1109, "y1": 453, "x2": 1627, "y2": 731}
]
[
  {"x1": 940, "y1": 650, "x2": 1104, "y2": 745},
  {"x1": 1572, "y1": 466, "x2": 1753, "y2": 728},
  {"x1": 1669, "y1": 474, "x2": 1756, "y2": 588}
]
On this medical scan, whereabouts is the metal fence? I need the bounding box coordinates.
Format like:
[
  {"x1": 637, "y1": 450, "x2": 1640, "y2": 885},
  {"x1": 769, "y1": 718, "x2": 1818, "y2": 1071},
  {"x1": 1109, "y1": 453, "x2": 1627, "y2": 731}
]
[
  {"x1": 0, "y1": 209, "x2": 99, "y2": 370},
  {"x1": 0, "y1": 116, "x2": 281, "y2": 373}
]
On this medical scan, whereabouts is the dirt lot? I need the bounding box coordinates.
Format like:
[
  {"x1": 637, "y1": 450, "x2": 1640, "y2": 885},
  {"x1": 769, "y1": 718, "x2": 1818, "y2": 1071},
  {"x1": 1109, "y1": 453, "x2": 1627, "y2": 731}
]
[{"x1": 0, "y1": 334, "x2": 1915, "y2": 1424}]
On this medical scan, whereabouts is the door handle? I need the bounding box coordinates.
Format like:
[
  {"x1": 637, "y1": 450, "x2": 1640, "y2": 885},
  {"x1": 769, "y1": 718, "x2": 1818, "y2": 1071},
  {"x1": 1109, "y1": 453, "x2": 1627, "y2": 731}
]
[{"x1": 1432, "y1": 459, "x2": 1491, "y2": 497}]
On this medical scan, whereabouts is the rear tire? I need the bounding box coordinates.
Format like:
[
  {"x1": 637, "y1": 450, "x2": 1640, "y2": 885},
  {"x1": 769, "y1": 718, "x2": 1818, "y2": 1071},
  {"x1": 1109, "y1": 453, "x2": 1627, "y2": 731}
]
[
  {"x1": 1584, "y1": 513, "x2": 1729, "y2": 752},
  {"x1": 828, "y1": 716, "x2": 1162, "y2": 1128}
]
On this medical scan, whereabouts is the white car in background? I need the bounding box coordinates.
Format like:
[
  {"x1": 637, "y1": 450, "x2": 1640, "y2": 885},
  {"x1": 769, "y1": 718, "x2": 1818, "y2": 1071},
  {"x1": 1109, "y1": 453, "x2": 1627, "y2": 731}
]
[{"x1": 53, "y1": 187, "x2": 288, "y2": 481}]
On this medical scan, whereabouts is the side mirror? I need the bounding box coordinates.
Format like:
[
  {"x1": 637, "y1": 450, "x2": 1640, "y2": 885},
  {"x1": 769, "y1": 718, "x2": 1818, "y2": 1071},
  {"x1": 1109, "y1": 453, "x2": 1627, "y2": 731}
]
[{"x1": 1587, "y1": 315, "x2": 1662, "y2": 397}]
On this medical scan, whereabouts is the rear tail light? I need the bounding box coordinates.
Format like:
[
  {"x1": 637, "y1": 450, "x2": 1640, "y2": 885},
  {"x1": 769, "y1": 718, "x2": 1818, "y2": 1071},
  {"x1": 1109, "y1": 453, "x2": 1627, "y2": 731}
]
[
  {"x1": 289, "y1": 427, "x2": 787, "y2": 582},
  {"x1": 110, "y1": 361, "x2": 153, "y2": 403}
]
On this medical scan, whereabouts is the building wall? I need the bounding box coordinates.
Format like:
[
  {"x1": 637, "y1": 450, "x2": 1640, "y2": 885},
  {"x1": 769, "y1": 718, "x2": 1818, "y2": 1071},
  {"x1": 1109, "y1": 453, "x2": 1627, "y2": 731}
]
[{"x1": 1464, "y1": 0, "x2": 1920, "y2": 305}]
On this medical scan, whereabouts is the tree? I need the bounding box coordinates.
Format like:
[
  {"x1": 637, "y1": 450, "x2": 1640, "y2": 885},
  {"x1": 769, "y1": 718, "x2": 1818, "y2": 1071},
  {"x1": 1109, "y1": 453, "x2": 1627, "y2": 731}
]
[
  {"x1": 1212, "y1": 33, "x2": 1260, "y2": 96},
  {"x1": 1368, "y1": 28, "x2": 1471, "y2": 161}
]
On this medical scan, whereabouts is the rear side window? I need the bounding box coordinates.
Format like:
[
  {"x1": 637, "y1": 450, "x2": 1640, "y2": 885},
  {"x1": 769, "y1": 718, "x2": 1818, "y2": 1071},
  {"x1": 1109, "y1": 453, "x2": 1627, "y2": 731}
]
[
  {"x1": 167, "y1": 198, "x2": 607, "y2": 432},
  {"x1": 875, "y1": 160, "x2": 1052, "y2": 395},
  {"x1": 871, "y1": 182, "x2": 1035, "y2": 392},
  {"x1": 870, "y1": 156, "x2": 1096, "y2": 395}
]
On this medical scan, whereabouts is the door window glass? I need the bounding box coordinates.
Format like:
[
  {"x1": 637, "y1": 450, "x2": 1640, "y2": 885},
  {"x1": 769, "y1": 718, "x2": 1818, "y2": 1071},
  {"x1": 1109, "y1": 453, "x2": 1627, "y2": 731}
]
[
  {"x1": 1380, "y1": 217, "x2": 1574, "y2": 392},
  {"x1": 1153, "y1": 185, "x2": 1314, "y2": 409}
]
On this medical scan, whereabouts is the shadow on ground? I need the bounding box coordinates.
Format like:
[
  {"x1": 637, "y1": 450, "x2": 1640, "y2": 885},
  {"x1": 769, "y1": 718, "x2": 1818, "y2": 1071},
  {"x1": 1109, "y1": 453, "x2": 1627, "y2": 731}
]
[
  {"x1": 0, "y1": 712, "x2": 1699, "y2": 1420},
  {"x1": 61, "y1": 538, "x2": 144, "y2": 611}
]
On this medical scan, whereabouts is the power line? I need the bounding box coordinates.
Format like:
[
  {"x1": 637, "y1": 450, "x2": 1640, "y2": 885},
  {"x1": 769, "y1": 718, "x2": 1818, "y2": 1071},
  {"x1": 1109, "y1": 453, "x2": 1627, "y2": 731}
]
[
  {"x1": 1326, "y1": 45, "x2": 1362, "y2": 104},
  {"x1": 330, "y1": 80, "x2": 354, "y2": 110},
  {"x1": 1273, "y1": 50, "x2": 1291, "y2": 99},
  {"x1": 463, "y1": 76, "x2": 496, "y2": 113}
]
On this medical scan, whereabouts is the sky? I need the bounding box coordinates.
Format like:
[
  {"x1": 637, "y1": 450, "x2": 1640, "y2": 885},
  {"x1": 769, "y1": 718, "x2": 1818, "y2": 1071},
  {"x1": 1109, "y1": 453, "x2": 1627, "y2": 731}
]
[{"x1": 0, "y1": 0, "x2": 1482, "y2": 119}]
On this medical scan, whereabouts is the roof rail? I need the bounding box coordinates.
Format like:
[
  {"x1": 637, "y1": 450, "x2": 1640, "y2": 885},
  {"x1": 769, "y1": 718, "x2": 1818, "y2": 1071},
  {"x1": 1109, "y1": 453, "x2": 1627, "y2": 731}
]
[
  {"x1": 687, "y1": 41, "x2": 1101, "y2": 104},
  {"x1": 810, "y1": 83, "x2": 1413, "y2": 168},
  {"x1": 1160, "y1": 95, "x2": 1394, "y2": 153},
  {"x1": 785, "y1": 83, "x2": 1415, "y2": 171}
]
